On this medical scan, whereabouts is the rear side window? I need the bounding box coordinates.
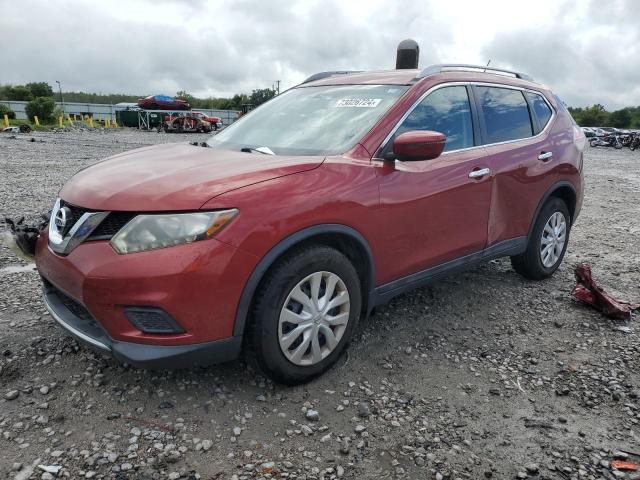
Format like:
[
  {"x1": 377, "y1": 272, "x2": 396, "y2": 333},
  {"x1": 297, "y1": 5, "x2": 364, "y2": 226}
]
[
  {"x1": 476, "y1": 86, "x2": 533, "y2": 144},
  {"x1": 524, "y1": 91, "x2": 553, "y2": 132},
  {"x1": 394, "y1": 86, "x2": 474, "y2": 152}
]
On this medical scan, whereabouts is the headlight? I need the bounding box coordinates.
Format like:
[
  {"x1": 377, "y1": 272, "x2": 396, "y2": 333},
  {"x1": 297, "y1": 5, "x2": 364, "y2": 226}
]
[{"x1": 110, "y1": 209, "x2": 238, "y2": 254}]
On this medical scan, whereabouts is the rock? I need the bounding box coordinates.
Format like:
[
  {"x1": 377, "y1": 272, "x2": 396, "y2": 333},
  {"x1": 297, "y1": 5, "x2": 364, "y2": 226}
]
[
  {"x1": 357, "y1": 402, "x2": 371, "y2": 418},
  {"x1": 525, "y1": 463, "x2": 539, "y2": 474},
  {"x1": 340, "y1": 439, "x2": 350, "y2": 454},
  {"x1": 5, "y1": 390, "x2": 19, "y2": 400},
  {"x1": 37, "y1": 465, "x2": 62, "y2": 474},
  {"x1": 39, "y1": 386, "x2": 50, "y2": 395},
  {"x1": 354, "y1": 425, "x2": 366, "y2": 433},
  {"x1": 233, "y1": 427, "x2": 242, "y2": 436},
  {"x1": 201, "y1": 439, "x2": 213, "y2": 451},
  {"x1": 305, "y1": 409, "x2": 320, "y2": 421}
]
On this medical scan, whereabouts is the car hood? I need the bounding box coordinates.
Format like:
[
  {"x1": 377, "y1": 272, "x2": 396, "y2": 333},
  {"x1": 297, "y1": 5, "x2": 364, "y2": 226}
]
[{"x1": 59, "y1": 143, "x2": 324, "y2": 211}]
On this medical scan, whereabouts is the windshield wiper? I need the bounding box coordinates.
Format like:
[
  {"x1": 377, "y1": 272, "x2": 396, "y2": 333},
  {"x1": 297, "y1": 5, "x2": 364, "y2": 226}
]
[{"x1": 240, "y1": 146, "x2": 275, "y2": 155}]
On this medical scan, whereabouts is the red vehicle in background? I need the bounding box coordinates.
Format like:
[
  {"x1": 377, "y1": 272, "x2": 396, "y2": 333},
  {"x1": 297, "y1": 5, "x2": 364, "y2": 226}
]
[
  {"x1": 137, "y1": 95, "x2": 191, "y2": 111},
  {"x1": 161, "y1": 112, "x2": 221, "y2": 133},
  {"x1": 192, "y1": 112, "x2": 222, "y2": 130}
]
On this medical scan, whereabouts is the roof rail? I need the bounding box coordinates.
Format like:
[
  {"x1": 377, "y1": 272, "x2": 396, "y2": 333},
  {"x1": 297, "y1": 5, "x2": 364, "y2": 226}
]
[
  {"x1": 416, "y1": 64, "x2": 534, "y2": 82},
  {"x1": 301, "y1": 71, "x2": 362, "y2": 84}
]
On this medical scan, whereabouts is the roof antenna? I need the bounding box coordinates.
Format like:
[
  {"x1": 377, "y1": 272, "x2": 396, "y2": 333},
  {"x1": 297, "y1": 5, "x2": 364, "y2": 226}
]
[{"x1": 484, "y1": 59, "x2": 491, "y2": 72}]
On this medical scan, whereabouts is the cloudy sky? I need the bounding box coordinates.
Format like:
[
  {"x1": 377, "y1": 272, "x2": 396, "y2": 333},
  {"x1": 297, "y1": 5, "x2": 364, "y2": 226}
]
[{"x1": 1, "y1": 0, "x2": 638, "y2": 109}]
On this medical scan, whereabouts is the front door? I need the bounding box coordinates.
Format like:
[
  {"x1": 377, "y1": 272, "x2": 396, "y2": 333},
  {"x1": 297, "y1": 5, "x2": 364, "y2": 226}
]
[{"x1": 375, "y1": 85, "x2": 492, "y2": 284}]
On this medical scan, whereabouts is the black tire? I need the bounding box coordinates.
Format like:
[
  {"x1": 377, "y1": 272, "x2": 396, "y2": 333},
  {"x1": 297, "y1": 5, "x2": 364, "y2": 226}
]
[
  {"x1": 614, "y1": 139, "x2": 623, "y2": 149},
  {"x1": 511, "y1": 197, "x2": 571, "y2": 280},
  {"x1": 246, "y1": 245, "x2": 362, "y2": 384},
  {"x1": 589, "y1": 138, "x2": 598, "y2": 147}
]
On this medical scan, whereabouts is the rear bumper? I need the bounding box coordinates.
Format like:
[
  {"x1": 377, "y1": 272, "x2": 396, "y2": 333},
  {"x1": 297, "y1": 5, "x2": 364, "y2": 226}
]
[{"x1": 43, "y1": 280, "x2": 242, "y2": 369}]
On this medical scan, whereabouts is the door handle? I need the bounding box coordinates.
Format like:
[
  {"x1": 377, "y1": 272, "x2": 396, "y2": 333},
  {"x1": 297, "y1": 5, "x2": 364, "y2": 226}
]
[
  {"x1": 468, "y1": 167, "x2": 491, "y2": 179},
  {"x1": 538, "y1": 151, "x2": 553, "y2": 161}
]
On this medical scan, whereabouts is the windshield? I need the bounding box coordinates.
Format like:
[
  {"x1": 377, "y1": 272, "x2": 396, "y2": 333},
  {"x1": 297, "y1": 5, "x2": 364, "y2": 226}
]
[{"x1": 207, "y1": 84, "x2": 409, "y2": 156}]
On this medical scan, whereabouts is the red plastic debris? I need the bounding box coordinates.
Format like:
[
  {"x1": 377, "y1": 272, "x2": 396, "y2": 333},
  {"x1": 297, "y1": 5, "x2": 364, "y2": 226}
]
[
  {"x1": 611, "y1": 460, "x2": 639, "y2": 471},
  {"x1": 572, "y1": 263, "x2": 640, "y2": 321}
]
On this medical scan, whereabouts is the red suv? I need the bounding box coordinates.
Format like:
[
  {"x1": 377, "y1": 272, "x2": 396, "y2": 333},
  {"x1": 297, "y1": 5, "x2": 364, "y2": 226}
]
[{"x1": 36, "y1": 64, "x2": 584, "y2": 384}]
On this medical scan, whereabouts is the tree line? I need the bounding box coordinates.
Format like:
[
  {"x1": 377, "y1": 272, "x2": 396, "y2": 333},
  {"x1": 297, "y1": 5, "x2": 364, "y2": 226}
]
[{"x1": 567, "y1": 104, "x2": 640, "y2": 128}]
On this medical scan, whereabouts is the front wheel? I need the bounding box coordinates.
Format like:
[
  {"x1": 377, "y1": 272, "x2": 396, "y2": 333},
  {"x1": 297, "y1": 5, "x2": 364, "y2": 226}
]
[
  {"x1": 511, "y1": 197, "x2": 571, "y2": 280},
  {"x1": 589, "y1": 138, "x2": 599, "y2": 147},
  {"x1": 246, "y1": 246, "x2": 362, "y2": 384}
]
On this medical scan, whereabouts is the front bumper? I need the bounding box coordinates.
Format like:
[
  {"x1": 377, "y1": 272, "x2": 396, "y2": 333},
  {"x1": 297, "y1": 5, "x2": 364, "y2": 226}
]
[
  {"x1": 43, "y1": 280, "x2": 242, "y2": 368},
  {"x1": 36, "y1": 229, "x2": 260, "y2": 367}
]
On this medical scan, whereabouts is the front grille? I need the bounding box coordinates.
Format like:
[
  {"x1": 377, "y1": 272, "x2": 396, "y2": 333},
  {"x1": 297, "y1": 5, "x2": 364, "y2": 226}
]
[
  {"x1": 59, "y1": 200, "x2": 134, "y2": 241},
  {"x1": 45, "y1": 279, "x2": 93, "y2": 322},
  {"x1": 43, "y1": 280, "x2": 104, "y2": 333},
  {"x1": 60, "y1": 200, "x2": 91, "y2": 227},
  {"x1": 90, "y1": 212, "x2": 135, "y2": 239},
  {"x1": 43, "y1": 278, "x2": 112, "y2": 349}
]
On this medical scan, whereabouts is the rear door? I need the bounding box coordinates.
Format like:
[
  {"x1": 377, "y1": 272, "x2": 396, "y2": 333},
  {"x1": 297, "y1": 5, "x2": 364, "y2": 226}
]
[
  {"x1": 473, "y1": 85, "x2": 557, "y2": 245},
  {"x1": 375, "y1": 85, "x2": 493, "y2": 283}
]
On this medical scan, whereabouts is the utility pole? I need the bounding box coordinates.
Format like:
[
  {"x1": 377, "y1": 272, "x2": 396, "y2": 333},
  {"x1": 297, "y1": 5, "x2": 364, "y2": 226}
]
[
  {"x1": 55, "y1": 80, "x2": 65, "y2": 117},
  {"x1": 276, "y1": 80, "x2": 280, "y2": 95}
]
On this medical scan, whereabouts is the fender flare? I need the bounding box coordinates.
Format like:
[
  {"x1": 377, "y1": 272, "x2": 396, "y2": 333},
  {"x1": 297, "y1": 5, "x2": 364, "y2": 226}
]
[
  {"x1": 527, "y1": 180, "x2": 577, "y2": 239},
  {"x1": 232, "y1": 224, "x2": 376, "y2": 337}
]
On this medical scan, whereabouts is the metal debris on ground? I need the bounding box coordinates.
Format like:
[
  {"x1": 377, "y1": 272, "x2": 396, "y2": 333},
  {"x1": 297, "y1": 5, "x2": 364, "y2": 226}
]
[
  {"x1": 610, "y1": 460, "x2": 639, "y2": 471},
  {"x1": 571, "y1": 263, "x2": 640, "y2": 321},
  {"x1": 1, "y1": 124, "x2": 31, "y2": 133},
  {"x1": 3, "y1": 214, "x2": 50, "y2": 259}
]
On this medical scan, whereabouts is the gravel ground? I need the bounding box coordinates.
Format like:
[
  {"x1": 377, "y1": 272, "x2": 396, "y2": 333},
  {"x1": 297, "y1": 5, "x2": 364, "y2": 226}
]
[{"x1": 0, "y1": 129, "x2": 639, "y2": 480}]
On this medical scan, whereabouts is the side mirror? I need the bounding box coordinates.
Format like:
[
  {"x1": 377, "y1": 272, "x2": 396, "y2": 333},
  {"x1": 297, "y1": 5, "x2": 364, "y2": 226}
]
[{"x1": 389, "y1": 130, "x2": 446, "y2": 161}]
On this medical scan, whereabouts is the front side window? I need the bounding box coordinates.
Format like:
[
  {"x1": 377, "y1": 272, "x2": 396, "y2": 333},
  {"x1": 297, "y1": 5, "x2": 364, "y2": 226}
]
[
  {"x1": 207, "y1": 84, "x2": 408, "y2": 156},
  {"x1": 390, "y1": 86, "x2": 474, "y2": 153},
  {"x1": 476, "y1": 86, "x2": 533, "y2": 144},
  {"x1": 524, "y1": 91, "x2": 553, "y2": 132}
]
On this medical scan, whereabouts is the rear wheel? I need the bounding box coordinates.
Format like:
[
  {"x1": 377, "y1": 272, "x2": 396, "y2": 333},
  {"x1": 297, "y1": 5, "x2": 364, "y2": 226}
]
[
  {"x1": 511, "y1": 197, "x2": 570, "y2": 280},
  {"x1": 246, "y1": 246, "x2": 362, "y2": 384},
  {"x1": 589, "y1": 138, "x2": 598, "y2": 147}
]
